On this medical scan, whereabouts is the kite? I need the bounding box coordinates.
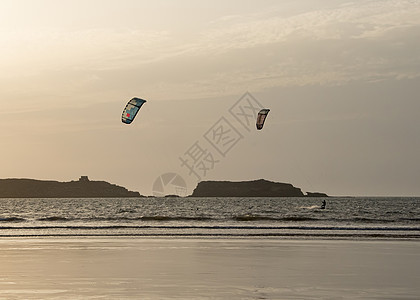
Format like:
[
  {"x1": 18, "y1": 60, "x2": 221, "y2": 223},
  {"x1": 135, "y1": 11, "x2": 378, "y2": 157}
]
[
  {"x1": 256, "y1": 108, "x2": 270, "y2": 130},
  {"x1": 121, "y1": 97, "x2": 146, "y2": 124}
]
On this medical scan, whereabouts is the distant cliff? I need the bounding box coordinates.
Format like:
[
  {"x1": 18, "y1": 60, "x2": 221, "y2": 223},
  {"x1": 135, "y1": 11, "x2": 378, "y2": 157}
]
[
  {"x1": 0, "y1": 176, "x2": 141, "y2": 198},
  {"x1": 190, "y1": 179, "x2": 308, "y2": 197}
]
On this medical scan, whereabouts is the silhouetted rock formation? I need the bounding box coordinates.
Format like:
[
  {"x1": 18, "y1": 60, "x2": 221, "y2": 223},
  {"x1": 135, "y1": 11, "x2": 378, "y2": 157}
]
[
  {"x1": 0, "y1": 176, "x2": 141, "y2": 198},
  {"x1": 306, "y1": 192, "x2": 329, "y2": 197},
  {"x1": 190, "y1": 179, "x2": 306, "y2": 197}
]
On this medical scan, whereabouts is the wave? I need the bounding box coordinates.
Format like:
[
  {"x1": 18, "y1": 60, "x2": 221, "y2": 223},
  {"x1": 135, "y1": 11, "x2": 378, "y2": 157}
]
[
  {"x1": 0, "y1": 214, "x2": 419, "y2": 223},
  {"x1": 233, "y1": 215, "x2": 317, "y2": 221},
  {"x1": 1, "y1": 224, "x2": 419, "y2": 231},
  {"x1": 1, "y1": 222, "x2": 419, "y2": 239},
  {"x1": 38, "y1": 216, "x2": 71, "y2": 222},
  {"x1": 0, "y1": 232, "x2": 419, "y2": 240},
  {"x1": 299, "y1": 205, "x2": 321, "y2": 210},
  {"x1": 139, "y1": 216, "x2": 213, "y2": 221},
  {"x1": 336, "y1": 217, "x2": 420, "y2": 224},
  {"x1": 0, "y1": 217, "x2": 25, "y2": 222}
]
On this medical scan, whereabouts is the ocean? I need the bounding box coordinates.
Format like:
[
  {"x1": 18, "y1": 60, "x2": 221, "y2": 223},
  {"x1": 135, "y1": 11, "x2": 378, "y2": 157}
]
[{"x1": 0, "y1": 197, "x2": 419, "y2": 239}]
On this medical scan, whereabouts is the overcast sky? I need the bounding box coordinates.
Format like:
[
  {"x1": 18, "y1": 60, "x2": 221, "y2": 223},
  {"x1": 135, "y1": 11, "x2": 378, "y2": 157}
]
[{"x1": 1, "y1": 0, "x2": 419, "y2": 196}]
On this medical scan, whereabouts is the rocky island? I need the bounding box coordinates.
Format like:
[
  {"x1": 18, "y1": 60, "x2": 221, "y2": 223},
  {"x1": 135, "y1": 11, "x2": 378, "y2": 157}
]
[
  {"x1": 0, "y1": 176, "x2": 141, "y2": 198},
  {"x1": 190, "y1": 179, "x2": 326, "y2": 197}
]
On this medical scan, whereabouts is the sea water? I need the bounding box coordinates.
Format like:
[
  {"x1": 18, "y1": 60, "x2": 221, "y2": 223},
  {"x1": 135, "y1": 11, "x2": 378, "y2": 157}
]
[{"x1": 0, "y1": 197, "x2": 419, "y2": 239}]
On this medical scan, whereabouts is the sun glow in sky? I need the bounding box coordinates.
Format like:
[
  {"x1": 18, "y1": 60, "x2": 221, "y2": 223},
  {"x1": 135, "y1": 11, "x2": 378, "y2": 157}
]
[{"x1": 1, "y1": 0, "x2": 420, "y2": 196}]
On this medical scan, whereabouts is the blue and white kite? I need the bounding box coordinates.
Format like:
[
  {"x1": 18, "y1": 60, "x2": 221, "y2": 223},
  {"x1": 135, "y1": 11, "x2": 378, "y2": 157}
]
[{"x1": 121, "y1": 97, "x2": 146, "y2": 124}]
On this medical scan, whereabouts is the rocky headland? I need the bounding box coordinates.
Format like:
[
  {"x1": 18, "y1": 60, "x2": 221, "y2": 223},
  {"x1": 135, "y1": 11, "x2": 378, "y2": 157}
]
[
  {"x1": 0, "y1": 176, "x2": 141, "y2": 198},
  {"x1": 190, "y1": 179, "x2": 327, "y2": 197}
]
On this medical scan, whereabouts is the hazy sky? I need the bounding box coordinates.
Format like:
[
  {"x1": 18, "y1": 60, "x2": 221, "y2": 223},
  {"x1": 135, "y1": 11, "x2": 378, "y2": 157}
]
[{"x1": 1, "y1": 0, "x2": 419, "y2": 196}]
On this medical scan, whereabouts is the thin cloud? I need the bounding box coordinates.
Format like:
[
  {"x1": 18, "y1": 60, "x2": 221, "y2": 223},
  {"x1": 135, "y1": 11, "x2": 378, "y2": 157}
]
[
  {"x1": 197, "y1": 0, "x2": 420, "y2": 50},
  {"x1": 1, "y1": 0, "x2": 419, "y2": 103}
]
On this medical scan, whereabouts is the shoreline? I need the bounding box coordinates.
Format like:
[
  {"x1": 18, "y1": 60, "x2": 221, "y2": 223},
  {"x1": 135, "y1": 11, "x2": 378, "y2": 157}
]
[{"x1": 1, "y1": 237, "x2": 419, "y2": 299}]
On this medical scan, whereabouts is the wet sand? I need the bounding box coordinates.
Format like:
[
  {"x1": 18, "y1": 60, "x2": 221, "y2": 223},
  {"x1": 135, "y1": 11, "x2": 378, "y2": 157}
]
[{"x1": 0, "y1": 238, "x2": 419, "y2": 299}]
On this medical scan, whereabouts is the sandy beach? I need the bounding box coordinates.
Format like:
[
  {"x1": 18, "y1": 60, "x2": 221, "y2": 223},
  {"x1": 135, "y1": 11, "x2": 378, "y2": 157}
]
[{"x1": 0, "y1": 238, "x2": 418, "y2": 299}]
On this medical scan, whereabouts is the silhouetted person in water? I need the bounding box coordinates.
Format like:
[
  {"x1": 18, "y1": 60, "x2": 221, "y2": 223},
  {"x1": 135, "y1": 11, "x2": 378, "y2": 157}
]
[{"x1": 321, "y1": 200, "x2": 326, "y2": 209}]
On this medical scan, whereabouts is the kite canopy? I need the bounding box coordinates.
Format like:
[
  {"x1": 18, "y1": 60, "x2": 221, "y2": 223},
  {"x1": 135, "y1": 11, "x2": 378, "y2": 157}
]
[
  {"x1": 256, "y1": 108, "x2": 270, "y2": 130},
  {"x1": 121, "y1": 97, "x2": 146, "y2": 124}
]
